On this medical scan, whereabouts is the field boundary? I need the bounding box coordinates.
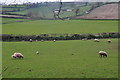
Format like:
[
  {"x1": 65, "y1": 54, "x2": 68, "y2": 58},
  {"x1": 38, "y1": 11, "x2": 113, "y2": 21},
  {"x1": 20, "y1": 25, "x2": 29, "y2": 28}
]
[{"x1": 1, "y1": 32, "x2": 120, "y2": 42}]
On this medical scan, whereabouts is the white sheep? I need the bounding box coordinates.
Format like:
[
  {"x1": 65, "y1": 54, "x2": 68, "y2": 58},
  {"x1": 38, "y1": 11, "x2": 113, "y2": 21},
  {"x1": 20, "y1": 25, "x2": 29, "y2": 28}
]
[
  {"x1": 82, "y1": 39, "x2": 85, "y2": 40},
  {"x1": 53, "y1": 40, "x2": 56, "y2": 42},
  {"x1": 94, "y1": 39, "x2": 100, "y2": 42},
  {"x1": 11, "y1": 52, "x2": 24, "y2": 59},
  {"x1": 99, "y1": 51, "x2": 107, "y2": 57},
  {"x1": 82, "y1": 38, "x2": 87, "y2": 40},
  {"x1": 29, "y1": 39, "x2": 33, "y2": 42},
  {"x1": 107, "y1": 40, "x2": 112, "y2": 43},
  {"x1": 41, "y1": 40, "x2": 44, "y2": 42},
  {"x1": 22, "y1": 40, "x2": 25, "y2": 42},
  {"x1": 36, "y1": 51, "x2": 39, "y2": 55}
]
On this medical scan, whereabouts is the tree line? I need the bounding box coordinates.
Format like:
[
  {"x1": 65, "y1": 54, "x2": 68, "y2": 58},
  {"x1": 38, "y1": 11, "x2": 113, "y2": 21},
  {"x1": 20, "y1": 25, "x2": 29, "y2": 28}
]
[{"x1": 1, "y1": 32, "x2": 120, "y2": 41}]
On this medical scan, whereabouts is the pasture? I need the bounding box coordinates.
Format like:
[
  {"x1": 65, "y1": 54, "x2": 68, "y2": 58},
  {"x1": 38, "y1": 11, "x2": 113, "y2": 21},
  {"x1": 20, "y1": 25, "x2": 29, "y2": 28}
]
[
  {"x1": 2, "y1": 39, "x2": 118, "y2": 78},
  {"x1": 2, "y1": 20, "x2": 118, "y2": 35},
  {"x1": 1, "y1": 2, "x2": 119, "y2": 79},
  {"x1": 6, "y1": 3, "x2": 92, "y2": 18},
  {"x1": 1, "y1": 18, "x2": 29, "y2": 24}
]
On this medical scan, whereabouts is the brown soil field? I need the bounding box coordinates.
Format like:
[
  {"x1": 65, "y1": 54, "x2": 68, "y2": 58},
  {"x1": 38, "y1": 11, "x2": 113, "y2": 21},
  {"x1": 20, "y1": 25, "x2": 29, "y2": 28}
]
[{"x1": 76, "y1": 3, "x2": 119, "y2": 19}]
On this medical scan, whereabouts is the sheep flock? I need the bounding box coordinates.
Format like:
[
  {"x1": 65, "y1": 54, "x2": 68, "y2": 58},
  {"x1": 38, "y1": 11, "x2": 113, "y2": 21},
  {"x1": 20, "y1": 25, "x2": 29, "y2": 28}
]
[{"x1": 11, "y1": 39, "x2": 112, "y2": 59}]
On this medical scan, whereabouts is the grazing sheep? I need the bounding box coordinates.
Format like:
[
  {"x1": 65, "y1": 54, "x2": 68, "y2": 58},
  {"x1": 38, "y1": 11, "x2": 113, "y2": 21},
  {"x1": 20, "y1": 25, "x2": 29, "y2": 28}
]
[
  {"x1": 29, "y1": 39, "x2": 33, "y2": 42},
  {"x1": 107, "y1": 40, "x2": 112, "y2": 43},
  {"x1": 96, "y1": 40, "x2": 100, "y2": 42},
  {"x1": 14, "y1": 53, "x2": 24, "y2": 58},
  {"x1": 82, "y1": 39, "x2": 85, "y2": 40},
  {"x1": 94, "y1": 39, "x2": 100, "y2": 42},
  {"x1": 11, "y1": 52, "x2": 24, "y2": 59},
  {"x1": 82, "y1": 38, "x2": 87, "y2": 40},
  {"x1": 41, "y1": 40, "x2": 44, "y2": 42},
  {"x1": 22, "y1": 40, "x2": 25, "y2": 42},
  {"x1": 99, "y1": 51, "x2": 107, "y2": 57},
  {"x1": 53, "y1": 40, "x2": 56, "y2": 42},
  {"x1": 82, "y1": 39, "x2": 84, "y2": 40},
  {"x1": 36, "y1": 51, "x2": 39, "y2": 55}
]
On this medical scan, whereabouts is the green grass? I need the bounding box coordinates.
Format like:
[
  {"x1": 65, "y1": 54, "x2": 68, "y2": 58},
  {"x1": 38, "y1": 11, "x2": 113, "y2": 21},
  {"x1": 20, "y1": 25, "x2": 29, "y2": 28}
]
[
  {"x1": 2, "y1": 39, "x2": 118, "y2": 78},
  {"x1": 2, "y1": 5, "x2": 26, "y2": 12},
  {"x1": 8, "y1": 11, "x2": 27, "y2": 15},
  {"x1": 78, "y1": 5, "x2": 92, "y2": 15},
  {"x1": 2, "y1": 5, "x2": 25, "y2": 8},
  {"x1": 2, "y1": 8, "x2": 16, "y2": 11},
  {"x1": 1, "y1": 18, "x2": 34, "y2": 25},
  {"x1": 2, "y1": 18, "x2": 28, "y2": 24},
  {"x1": 3, "y1": 20, "x2": 118, "y2": 35}
]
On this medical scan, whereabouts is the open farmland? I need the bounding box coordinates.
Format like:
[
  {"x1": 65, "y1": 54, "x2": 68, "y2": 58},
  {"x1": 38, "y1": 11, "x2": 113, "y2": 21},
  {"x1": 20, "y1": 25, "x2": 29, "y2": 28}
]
[
  {"x1": 1, "y1": 2, "x2": 119, "y2": 79},
  {"x1": 5, "y1": 3, "x2": 92, "y2": 19},
  {"x1": 1, "y1": 18, "x2": 30, "y2": 24},
  {"x1": 2, "y1": 20, "x2": 118, "y2": 35},
  {"x1": 7, "y1": 5, "x2": 91, "y2": 19},
  {"x1": 2, "y1": 39, "x2": 118, "y2": 78}
]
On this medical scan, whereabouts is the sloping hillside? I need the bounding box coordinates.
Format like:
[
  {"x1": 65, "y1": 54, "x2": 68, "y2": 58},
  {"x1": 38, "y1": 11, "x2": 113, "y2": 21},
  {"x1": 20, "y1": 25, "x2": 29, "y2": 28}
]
[
  {"x1": 76, "y1": 3, "x2": 119, "y2": 19},
  {"x1": 4, "y1": 3, "x2": 93, "y2": 19}
]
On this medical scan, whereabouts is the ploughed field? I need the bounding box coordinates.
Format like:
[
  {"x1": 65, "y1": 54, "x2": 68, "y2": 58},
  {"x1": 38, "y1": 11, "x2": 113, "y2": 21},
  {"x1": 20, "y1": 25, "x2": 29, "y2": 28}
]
[
  {"x1": 76, "y1": 3, "x2": 119, "y2": 19},
  {"x1": 2, "y1": 39, "x2": 118, "y2": 78},
  {"x1": 2, "y1": 20, "x2": 118, "y2": 35}
]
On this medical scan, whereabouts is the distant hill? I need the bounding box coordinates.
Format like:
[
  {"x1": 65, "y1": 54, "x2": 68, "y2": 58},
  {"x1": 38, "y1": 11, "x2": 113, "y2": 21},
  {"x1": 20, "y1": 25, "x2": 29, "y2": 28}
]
[
  {"x1": 76, "y1": 3, "x2": 119, "y2": 19},
  {"x1": 2, "y1": 2, "x2": 93, "y2": 19}
]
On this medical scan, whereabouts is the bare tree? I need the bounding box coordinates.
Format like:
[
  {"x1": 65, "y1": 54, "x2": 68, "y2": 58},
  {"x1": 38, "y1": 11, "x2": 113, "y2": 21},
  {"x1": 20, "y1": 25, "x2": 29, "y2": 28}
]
[{"x1": 54, "y1": 0, "x2": 64, "y2": 20}]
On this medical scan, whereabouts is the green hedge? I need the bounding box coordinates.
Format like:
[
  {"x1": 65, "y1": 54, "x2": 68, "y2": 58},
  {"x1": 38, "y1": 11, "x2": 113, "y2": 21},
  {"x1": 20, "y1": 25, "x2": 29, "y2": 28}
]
[{"x1": 1, "y1": 32, "x2": 120, "y2": 41}]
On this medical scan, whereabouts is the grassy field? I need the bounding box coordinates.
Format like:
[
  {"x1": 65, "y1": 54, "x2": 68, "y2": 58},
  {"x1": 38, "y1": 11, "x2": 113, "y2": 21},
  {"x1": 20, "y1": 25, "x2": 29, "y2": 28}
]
[
  {"x1": 7, "y1": 4, "x2": 92, "y2": 18},
  {"x1": 2, "y1": 18, "x2": 25, "y2": 22},
  {"x1": 2, "y1": 39, "x2": 118, "y2": 78},
  {"x1": 2, "y1": 5, "x2": 26, "y2": 12},
  {"x1": 2, "y1": 2, "x2": 119, "y2": 79},
  {"x1": 1, "y1": 18, "x2": 29, "y2": 24},
  {"x1": 2, "y1": 20, "x2": 118, "y2": 35}
]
